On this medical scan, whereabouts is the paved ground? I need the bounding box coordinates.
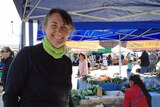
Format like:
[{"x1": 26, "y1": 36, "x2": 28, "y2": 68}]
[{"x1": 0, "y1": 65, "x2": 129, "y2": 106}]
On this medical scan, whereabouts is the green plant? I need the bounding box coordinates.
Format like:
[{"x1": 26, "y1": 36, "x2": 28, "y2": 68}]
[
  {"x1": 156, "y1": 69, "x2": 160, "y2": 73},
  {"x1": 110, "y1": 77, "x2": 127, "y2": 83},
  {"x1": 146, "y1": 86, "x2": 158, "y2": 92},
  {"x1": 71, "y1": 89, "x2": 85, "y2": 106},
  {"x1": 156, "y1": 69, "x2": 160, "y2": 78},
  {"x1": 85, "y1": 85, "x2": 106, "y2": 96},
  {"x1": 71, "y1": 86, "x2": 106, "y2": 106}
]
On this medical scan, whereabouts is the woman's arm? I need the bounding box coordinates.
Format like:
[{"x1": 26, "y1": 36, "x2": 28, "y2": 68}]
[{"x1": 123, "y1": 90, "x2": 130, "y2": 107}]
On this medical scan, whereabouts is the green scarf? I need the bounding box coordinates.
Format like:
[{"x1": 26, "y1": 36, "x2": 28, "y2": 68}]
[{"x1": 42, "y1": 37, "x2": 65, "y2": 59}]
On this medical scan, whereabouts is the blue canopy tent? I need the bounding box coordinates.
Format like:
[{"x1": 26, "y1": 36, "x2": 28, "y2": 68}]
[
  {"x1": 13, "y1": 0, "x2": 160, "y2": 73},
  {"x1": 37, "y1": 22, "x2": 160, "y2": 41},
  {"x1": 13, "y1": 0, "x2": 160, "y2": 45}
]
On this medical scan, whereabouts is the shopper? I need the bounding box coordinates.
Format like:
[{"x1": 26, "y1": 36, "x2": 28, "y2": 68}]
[{"x1": 3, "y1": 8, "x2": 74, "y2": 107}]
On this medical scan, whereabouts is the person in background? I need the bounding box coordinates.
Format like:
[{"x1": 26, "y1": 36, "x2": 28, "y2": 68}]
[
  {"x1": 139, "y1": 50, "x2": 150, "y2": 74},
  {"x1": 123, "y1": 74, "x2": 151, "y2": 107},
  {"x1": 0, "y1": 47, "x2": 14, "y2": 91},
  {"x1": 102, "y1": 57, "x2": 108, "y2": 67},
  {"x1": 121, "y1": 54, "x2": 125, "y2": 65},
  {"x1": 126, "y1": 52, "x2": 131, "y2": 60},
  {"x1": 100, "y1": 57, "x2": 108, "y2": 70},
  {"x1": 87, "y1": 55, "x2": 91, "y2": 74},
  {"x1": 3, "y1": 8, "x2": 74, "y2": 107},
  {"x1": 107, "y1": 54, "x2": 112, "y2": 66},
  {"x1": 91, "y1": 58, "x2": 97, "y2": 67},
  {"x1": 127, "y1": 60, "x2": 133, "y2": 77},
  {"x1": 78, "y1": 53, "x2": 88, "y2": 77},
  {"x1": 149, "y1": 50, "x2": 158, "y2": 72},
  {"x1": 0, "y1": 58, "x2": 3, "y2": 71}
]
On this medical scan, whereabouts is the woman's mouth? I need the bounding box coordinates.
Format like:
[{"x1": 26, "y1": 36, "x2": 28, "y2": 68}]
[{"x1": 52, "y1": 35, "x2": 63, "y2": 40}]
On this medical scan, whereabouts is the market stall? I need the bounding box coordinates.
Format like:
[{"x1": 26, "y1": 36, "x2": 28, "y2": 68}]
[
  {"x1": 78, "y1": 91, "x2": 124, "y2": 107},
  {"x1": 77, "y1": 91, "x2": 160, "y2": 107},
  {"x1": 77, "y1": 75, "x2": 127, "y2": 91}
]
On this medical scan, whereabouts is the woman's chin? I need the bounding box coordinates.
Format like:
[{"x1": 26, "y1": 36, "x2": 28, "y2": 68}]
[{"x1": 53, "y1": 43, "x2": 63, "y2": 49}]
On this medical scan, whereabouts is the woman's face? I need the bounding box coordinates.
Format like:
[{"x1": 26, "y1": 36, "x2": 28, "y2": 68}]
[
  {"x1": 129, "y1": 80, "x2": 134, "y2": 87},
  {"x1": 79, "y1": 55, "x2": 84, "y2": 61},
  {"x1": 0, "y1": 48, "x2": 10, "y2": 59},
  {"x1": 44, "y1": 13, "x2": 72, "y2": 48}
]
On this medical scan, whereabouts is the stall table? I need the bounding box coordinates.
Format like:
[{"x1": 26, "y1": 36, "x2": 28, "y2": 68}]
[
  {"x1": 77, "y1": 79, "x2": 126, "y2": 91},
  {"x1": 78, "y1": 91, "x2": 123, "y2": 107},
  {"x1": 77, "y1": 91, "x2": 160, "y2": 107}
]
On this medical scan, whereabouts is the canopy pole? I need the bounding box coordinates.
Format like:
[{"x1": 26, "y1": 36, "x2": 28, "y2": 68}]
[{"x1": 118, "y1": 38, "x2": 122, "y2": 75}]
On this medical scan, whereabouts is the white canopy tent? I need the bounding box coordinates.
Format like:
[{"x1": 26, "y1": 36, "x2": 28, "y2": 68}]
[{"x1": 111, "y1": 45, "x2": 132, "y2": 53}]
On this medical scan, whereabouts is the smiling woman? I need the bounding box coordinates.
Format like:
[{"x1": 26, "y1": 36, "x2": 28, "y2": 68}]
[{"x1": 3, "y1": 8, "x2": 75, "y2": 107}]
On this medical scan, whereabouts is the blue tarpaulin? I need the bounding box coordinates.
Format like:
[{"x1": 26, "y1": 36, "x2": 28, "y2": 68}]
[{"x1": 37, "y1": 22, "x2": 160, "y2": 41}]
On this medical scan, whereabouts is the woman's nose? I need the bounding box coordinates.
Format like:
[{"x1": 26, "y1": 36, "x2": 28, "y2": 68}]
[{"x1": 55, "y1": 27, "x2": 62, "y2": 33}]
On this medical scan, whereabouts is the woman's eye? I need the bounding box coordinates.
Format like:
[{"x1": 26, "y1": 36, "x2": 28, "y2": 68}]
[
  {"x1": 61, "y1": 27, "x2": 67, "y2": 32},
  {"x1": 51, "y1": 25, "x2": 57, "y2": 28}
]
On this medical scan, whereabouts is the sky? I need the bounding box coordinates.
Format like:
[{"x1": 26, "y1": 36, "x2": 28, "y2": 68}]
[{"x1": 0, "y1": 0, "x2": 21, "y2": 46}]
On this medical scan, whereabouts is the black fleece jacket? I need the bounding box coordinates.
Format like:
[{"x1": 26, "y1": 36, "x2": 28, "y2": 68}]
[
  {"x1": 1, "y1": 56, "x2": 13, "y2": 90},
  {"x1": 3, "y1": 43, "x2": 74, "y2": 107}
]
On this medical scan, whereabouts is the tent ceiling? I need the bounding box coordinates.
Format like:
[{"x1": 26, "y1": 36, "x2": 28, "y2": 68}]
[
  {"x1": 70, "y1": 29, "x2": 160, "y2": 41},
  {"x1": 14, "y1": 0, "x2": 160, "y2": 41},
  {"x1": 14, "y1": 0, "x2": 160, "y2": 22}
]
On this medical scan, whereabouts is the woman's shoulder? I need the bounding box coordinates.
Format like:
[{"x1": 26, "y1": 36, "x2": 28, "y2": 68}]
[
  {"x1": 15, "y1": 44, "x2": 42, "y2": 58},
  {"x1": 19, "y1": 43, "x2": 42, "y2": 53},
  {"x1": 62, "y1": 55, "x2": 72, "y2": 64},
  {"x1": 125, "y1": 87, "x2": 133, "y2": 93},
  {"x1": 125, "y1": 88, "x2": 135, "y2": 97},
  {"x1": 63, "y1": 55, "x2": 71, "y2": 61},
  {"x1": 126, "y1": 85, "x2": 141, "y2": 93}
]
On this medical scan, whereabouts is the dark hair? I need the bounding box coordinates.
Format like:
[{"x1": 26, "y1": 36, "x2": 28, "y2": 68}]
[
  {"x1": 79, "y1": 53, "x2": 86, "y2": 59},
  {"x1": 42, "y1": 8, "x2": 74, "y2": 30},
  {"x1": 129, "y1": 74, "x2": 152, "y2": 107},
  {"x1": 2, "y1": 47, "x2": 14, "y2": 57}
]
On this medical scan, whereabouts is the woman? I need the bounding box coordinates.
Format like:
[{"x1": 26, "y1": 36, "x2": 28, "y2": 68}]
[
  {"x1": 0, "y1": 47, "x2": 14, "y2": 91},
  {"x1": 126, "y1": 60, "x2": 133, "y2": 77},
  {"x1": 123, "y1": 74, "x2": 151, "y2": 107},
  {"x1": 78, "y1": 53, "x2": 88, "y2": 77},
  {"x1": 139, "y1": 50, "x2": 150, "y2": 73},
  {"x1": 3, "y1": 8, "x2": 74, "y2": 107}
]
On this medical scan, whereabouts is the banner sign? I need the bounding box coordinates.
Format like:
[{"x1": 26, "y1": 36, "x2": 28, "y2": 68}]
[
  {"x1": 126, "y1": 40, "x2": 160, "y2": 50},
  {"x1": 66, "y1": 41, "x2": 99, "y2": 51}
]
